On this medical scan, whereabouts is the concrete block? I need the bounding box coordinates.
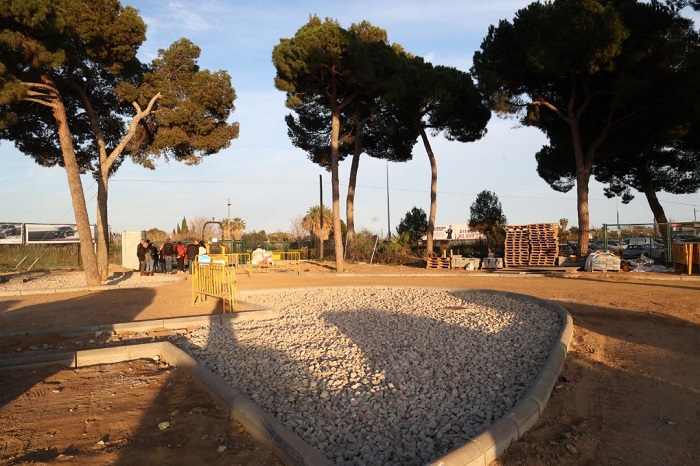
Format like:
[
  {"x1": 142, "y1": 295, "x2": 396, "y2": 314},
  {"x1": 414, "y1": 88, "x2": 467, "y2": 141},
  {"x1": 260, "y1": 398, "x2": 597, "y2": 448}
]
[
  {"x1": 429, "y1": 439, "x2": 486, "y2": 466},
  {"x1": 58, "y1": 287, "x2": 90, "y2": 294},
  {"x1": 222, "y1": 309, "x2": 281, "y2": 323},
  {"x1": 544, "y1": 341, "x2": 568, "y2": 376},
  {"x1": 525, "y1": 367, "x2": 559, "y2": 413},
  {"x1": 471, "y1": 417, "x2": 519, "y2": 464},
  {"x1": 159, "y1": 343, "x2": 204, "y2": 375},
  {"x1": 193, "y1": 367, "x2": 237, "y2": 408},
  {"x1": 272, "y1": 426, "x2": 332, "y2": 466},
  {"x1": 162, "y1": 315, "x2": 217, "y2": 330},
  {"x1": 75, "y1": 343, "x2": 163, "y2": 367},
  {"x1": 504, "y1": 398, "x2": 541, "y2": 439},
  {"x1": 58, "y1": 325, "x2": 102, "y2": 336},
  {"x1": 20, "y1": 288, "x2": 56, "y2": 295},
  {"x1": 229, "y1": 393, "x2": 284, "y2": 448},
  {"x1": 106, "y1": 320, "x2": 165, "y2": 333},
  {"x1": 0, "y1": 352, "x2": 76, "y2": 370},
  {"x1": 76, "y1": 345, "x2": 135, "y2": 367}
]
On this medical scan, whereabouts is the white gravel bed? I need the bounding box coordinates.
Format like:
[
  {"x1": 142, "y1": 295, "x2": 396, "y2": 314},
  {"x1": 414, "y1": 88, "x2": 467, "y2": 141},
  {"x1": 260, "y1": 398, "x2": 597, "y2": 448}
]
[
  {"x1": 171, "y1": 287, "x2": 562, "y2": 465},
  {"x1": 0, "y1": 270, "x2": 183, "y2": 291}
]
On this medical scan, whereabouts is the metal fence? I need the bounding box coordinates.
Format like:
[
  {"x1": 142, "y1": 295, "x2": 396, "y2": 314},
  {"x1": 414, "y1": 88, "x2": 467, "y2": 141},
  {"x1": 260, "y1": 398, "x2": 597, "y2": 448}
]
[{"x1": 600, "y1": 222, "x2": 700, "y2": 263}]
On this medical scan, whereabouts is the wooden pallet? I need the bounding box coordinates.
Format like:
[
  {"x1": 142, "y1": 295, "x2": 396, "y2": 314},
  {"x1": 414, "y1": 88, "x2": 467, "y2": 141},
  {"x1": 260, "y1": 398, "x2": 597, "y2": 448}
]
[{"x1": 426, "y1": 257, "x2": 451, "y2": 269}]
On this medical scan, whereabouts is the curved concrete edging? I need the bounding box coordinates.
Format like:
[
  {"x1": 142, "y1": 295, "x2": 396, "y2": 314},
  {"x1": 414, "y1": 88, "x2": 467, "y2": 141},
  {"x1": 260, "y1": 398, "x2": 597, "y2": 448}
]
[
  {"x1": 0, "y1": 339, "x2": 329, "y2": 466},
  {"x1": 429, "y1": 289, "x2": 573, "y2": 466},
  {"x1": 0, "y1": 274, "x2": 187, "y2": 298},
  {"x1": 0, "y1": 308, "x2": 280, "y2": 339},
  {"x1": 1, "y1": 286, "x2": 572, "y2": 465},
  {"x1": 239, "y1": 286, "x2": 573, "y2": 466}
]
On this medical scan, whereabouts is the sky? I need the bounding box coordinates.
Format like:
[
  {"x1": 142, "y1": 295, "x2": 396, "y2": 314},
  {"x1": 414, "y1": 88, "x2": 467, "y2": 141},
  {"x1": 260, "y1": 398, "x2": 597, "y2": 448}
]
[{"x1": 1, "y1": 0, "x2": 699, "y2": 236}]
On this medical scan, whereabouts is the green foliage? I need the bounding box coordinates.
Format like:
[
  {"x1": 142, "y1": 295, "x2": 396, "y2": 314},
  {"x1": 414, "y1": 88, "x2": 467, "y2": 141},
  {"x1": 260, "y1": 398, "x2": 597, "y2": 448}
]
[
  {"x1": 302, "y1": 205, "x2": 333, "y2": 240},
  {"x1": 469, "y1": 190, "x2": 507, "y2": 231},
  {"x1": 469, "y1": 190, "x2": 507, "y2": 254},
  {"x1": 350, "y1": 229, "x2": 379, "y2": 262},
  {"x1": 180, "y1": 217, "x2": 189, "y2": 235},
  {"x1": 396, "y1": 207, "x2": 428, "y2": 243},
  {"x1": 242, "y1": 230, "x2": 267, "y2": 249},
  {"x1": 471, "y1": 0, "x2": 700, "y2": 253},
  {"x1": 375, "y1": 233, "x2": 419, "y2": 265}
]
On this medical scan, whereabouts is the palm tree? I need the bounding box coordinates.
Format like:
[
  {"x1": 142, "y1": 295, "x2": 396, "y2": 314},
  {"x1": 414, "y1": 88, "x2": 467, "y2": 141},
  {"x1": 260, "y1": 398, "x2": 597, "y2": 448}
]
[
  {"x1": 231, "y1": 217, "x2": 246, "y2": 241},
  {"x1": 220, "y1": 217, "x2": 246, "y2": 241},
  {"x1": 302, "y1": 206, "x2": 332, "y2": 259}
]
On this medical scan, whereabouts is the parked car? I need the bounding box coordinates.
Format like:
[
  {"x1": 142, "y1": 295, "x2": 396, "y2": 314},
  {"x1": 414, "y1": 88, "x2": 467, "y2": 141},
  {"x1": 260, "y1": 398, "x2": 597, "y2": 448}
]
[
  {"x1": 53, "y1": 226, "x2": 76, "y2": 238},
  {"x1": 0, "y1": 224, "x2": 19, "y2": 238},
  {"x1": 606, "y1": 239, "x2": 627, "y2": 251},
  {"x1": 622, "y1": 244, "x2": 666, "y2": 261}
]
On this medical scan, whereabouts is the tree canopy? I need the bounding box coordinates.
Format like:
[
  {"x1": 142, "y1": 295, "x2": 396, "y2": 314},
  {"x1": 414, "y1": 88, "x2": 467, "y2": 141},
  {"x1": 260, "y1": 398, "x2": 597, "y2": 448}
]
[
  {"x1": 472, "y1": 0, "x2": 700, "y2": 255},
  {"x1": 273, "y1": 16, "x2": 412, "y2": 270},
  {"x1": 1, "y1": 0, "x2": 238, "y2": 282},
  {"x1": 396, "y1": 207, "x2": 428, "y2": 244},
  {"x1": 469, "y1": 190, "x2": 507, "y2": 254},
  {"x1": 392, "y1": 55, "x2": 490, "y2": 256}
]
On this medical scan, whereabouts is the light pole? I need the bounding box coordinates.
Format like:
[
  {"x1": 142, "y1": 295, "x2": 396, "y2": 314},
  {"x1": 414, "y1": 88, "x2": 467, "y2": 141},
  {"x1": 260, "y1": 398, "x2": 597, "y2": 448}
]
[{"x1": 386, "y1": 161, "x2": 391, "y2": 238}]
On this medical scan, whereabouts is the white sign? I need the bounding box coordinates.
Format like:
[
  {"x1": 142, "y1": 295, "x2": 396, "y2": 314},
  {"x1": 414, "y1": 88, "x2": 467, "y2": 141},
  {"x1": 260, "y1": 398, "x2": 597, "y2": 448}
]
[{"x1": 427, "y1": 224, "x2": 484, "y2": 241}]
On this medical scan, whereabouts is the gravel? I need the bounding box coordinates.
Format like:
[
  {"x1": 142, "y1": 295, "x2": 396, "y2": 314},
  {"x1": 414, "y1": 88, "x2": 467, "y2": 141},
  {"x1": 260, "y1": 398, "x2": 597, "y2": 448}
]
[
  {"x1": 0, "y1": 270, "x2": 183, "y2": 292},
  {"x1": 170, "y1": 287, "x2": 562, "y2": 465}
]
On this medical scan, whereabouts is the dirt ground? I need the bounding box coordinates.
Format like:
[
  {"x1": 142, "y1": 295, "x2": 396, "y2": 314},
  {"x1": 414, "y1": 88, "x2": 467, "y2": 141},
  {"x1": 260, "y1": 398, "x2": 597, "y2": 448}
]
[{"x1": 0, "y1": 263, "x2": 699, "y2": 465}]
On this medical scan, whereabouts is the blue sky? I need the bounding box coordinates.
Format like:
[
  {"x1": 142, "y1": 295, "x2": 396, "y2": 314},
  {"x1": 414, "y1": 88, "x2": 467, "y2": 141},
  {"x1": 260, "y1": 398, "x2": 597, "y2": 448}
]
[{"x1": 1, "y1": 0, "x2": 699, "y2": 235}]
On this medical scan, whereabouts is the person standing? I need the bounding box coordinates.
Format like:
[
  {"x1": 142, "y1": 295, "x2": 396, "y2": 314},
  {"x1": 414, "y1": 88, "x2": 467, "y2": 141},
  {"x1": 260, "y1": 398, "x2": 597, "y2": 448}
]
[
  {"x1": 137, "y1": 239, "x2": 147, "y2": 275},
  {"x1": 161, "y1": 238, "x2": 175, "y2": 274},
  {"x1": 186, "y1": 239, "x2": 199, "y2": 275},
  {"x1": 176, "y1": 241, "x2": 186, "y2": 272},
  {"x1": 144, "y1": 240, "x2": 155, "y2": 276}
]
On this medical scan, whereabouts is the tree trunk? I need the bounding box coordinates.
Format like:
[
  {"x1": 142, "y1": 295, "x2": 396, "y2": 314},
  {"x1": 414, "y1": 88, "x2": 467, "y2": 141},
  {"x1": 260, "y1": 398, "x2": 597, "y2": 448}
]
[
  {"x1": 640, "y1": 174, "x2": 668, "y2": 225},
  {"x1": 96, "y1": 169, "x2": 109, "y2": 280},
  {"x1": 52, "y1": 99, "x2": 101, "y2": 286},
  {"x1": 345, "y1": 124, "x2": 364, "y2": 261},
  {"x1": 419, "y1": 126, "x2": 438, "y2": 257},
  {"x1": 331, "y1": 106, "x2": 344, "y2": 272},
  {"x1": 575, "y1": 168, "x2": 591, "y2": 257}
]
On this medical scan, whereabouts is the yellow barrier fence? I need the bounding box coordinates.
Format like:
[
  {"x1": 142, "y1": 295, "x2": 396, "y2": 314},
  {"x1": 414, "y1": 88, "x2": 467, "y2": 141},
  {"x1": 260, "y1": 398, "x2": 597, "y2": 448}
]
[
  {"x1": 250, "y1": 251, "x2": 301, "y2": 275},
  {"x1": 191, "y1": 262, "x2": 237, "y2": 313}
]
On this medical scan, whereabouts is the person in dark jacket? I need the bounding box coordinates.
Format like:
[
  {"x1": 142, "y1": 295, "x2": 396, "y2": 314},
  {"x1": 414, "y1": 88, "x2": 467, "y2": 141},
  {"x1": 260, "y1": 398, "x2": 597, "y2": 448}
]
[
  {"x1": 161, "y1": 238, "x2": 175, "y2": 274},
  {"x1": 186, "y1": 239, "x2": 200, "y2": 275},
  {"x1": 136, "y1": 239, "x2": 148, "y2": 275}
]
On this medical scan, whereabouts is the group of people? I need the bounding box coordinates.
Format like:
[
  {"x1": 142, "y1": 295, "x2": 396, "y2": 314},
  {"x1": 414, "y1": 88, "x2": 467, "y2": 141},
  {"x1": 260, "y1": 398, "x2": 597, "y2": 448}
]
[{"x1": 136, "y1": 238, "x2": 205, "y2": 276}]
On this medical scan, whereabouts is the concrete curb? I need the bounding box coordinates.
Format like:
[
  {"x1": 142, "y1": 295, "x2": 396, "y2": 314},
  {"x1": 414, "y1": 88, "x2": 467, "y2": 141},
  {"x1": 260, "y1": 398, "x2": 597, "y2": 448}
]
[
  {"x1": 0, "y1": 275, "x2": 187, "y2": 297},
  {"x1": 0, "y1": 341, "x2": 329, "y2": 466},
  {"x1": 240, "y1": 286, "x2": 573, "y2": 465},
  {"x1": 429, "y1": 289, "x2": 573, "y2": 466},
  {"x1": 0, "y1": 307, "x2": 281, "y2": 339},
  {"x1": 1, "y1": 286, "x2": 573, "y2": 465}
]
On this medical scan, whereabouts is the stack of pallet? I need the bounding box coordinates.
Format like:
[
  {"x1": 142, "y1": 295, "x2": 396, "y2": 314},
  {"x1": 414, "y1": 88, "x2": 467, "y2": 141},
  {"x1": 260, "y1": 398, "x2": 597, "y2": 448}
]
[
  {"x1": 504, "y1": 225, "x2": 529, "y2": 267},
  {"x1": 426, "y1": 256, "x2": 451, "y2": 269},
  {"x1": 528, "y1": 223, "x2": 559, "y2": 266}
]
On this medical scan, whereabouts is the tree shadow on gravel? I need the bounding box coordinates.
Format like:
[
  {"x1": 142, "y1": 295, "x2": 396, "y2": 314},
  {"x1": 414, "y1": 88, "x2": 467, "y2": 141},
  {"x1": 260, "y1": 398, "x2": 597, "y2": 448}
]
[{"x1": 319, "y1": 291, "x2": 557, "y2": 464}]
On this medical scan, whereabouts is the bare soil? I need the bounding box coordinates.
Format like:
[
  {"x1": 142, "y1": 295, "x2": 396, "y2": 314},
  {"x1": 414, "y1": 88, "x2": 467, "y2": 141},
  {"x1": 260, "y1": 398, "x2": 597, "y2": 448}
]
[{"x1": 1, "y1": 262, "x2": 699, "y2": 465}]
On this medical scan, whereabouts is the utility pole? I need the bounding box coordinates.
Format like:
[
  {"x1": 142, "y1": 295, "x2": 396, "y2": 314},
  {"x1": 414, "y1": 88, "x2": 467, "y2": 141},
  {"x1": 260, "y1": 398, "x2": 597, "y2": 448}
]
[
  {"x1": 386, "y1": 161, "x2": 391, "y2": 238},
  {"x1": 319, "y1": 174, "x2": 323, "y2": 230},
  {"x1": 227, "y1": 198, "x2": 231, "y2": 220}
]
